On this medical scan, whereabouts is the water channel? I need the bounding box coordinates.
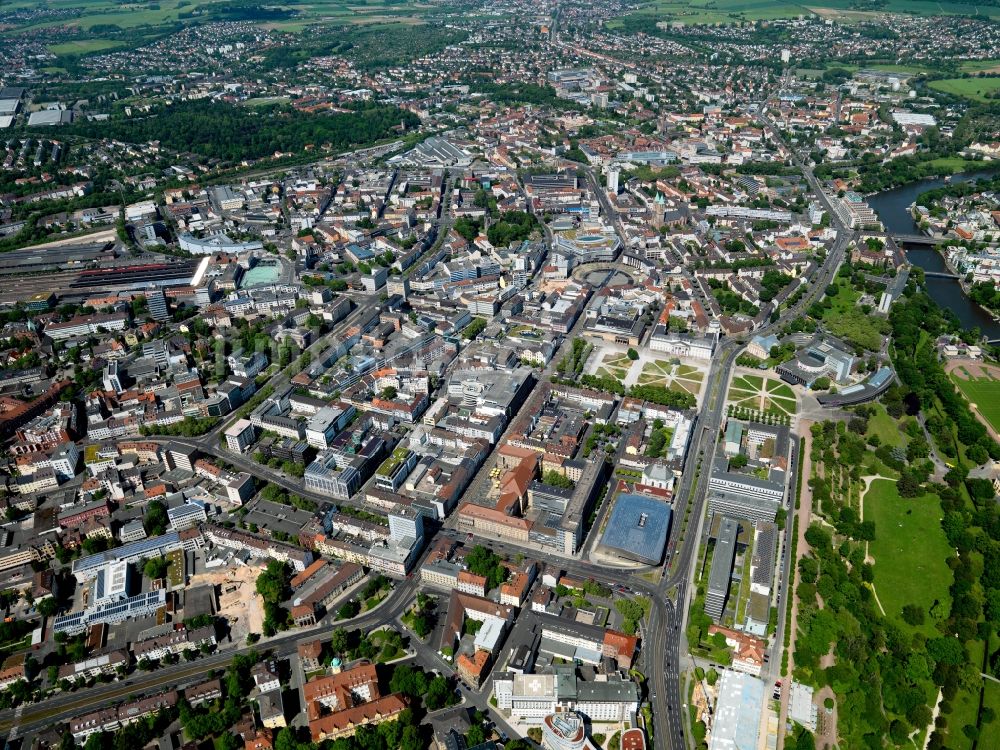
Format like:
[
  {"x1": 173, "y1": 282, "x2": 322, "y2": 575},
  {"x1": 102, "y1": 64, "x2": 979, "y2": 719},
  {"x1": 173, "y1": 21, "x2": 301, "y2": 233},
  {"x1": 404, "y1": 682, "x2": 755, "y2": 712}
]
[{"x1": 866, "y1": 170, "x2": 1000, "y2": 338}]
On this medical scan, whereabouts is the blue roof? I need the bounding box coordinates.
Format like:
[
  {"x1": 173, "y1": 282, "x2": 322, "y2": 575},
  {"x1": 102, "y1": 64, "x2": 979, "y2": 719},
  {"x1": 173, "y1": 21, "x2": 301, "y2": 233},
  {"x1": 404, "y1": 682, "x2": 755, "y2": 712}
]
[
  {"x1": 600, "y1": 493, "x2": 672, "y2": 565},
  {"x1": 73, "y1": 531, "x2": 181, "y2": 575},
  {"x1": 869, "y1": 367, "x2": 892, "y2": 387}
]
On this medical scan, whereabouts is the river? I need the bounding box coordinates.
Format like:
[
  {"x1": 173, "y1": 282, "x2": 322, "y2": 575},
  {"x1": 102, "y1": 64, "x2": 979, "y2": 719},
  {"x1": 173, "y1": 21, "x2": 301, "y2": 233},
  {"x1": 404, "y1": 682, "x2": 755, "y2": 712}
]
[{"x1": 867, "y1": 170, "x2": 1000, "y2": 338}]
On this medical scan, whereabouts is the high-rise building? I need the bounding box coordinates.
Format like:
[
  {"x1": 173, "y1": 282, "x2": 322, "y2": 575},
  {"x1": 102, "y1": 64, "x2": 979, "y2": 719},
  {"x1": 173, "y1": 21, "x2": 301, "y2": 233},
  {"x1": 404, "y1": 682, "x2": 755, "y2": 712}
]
[
  {"x1": 606, "y1": 165, "x2": 620, "y2": 195},
  {"x1": 145, "y1": 286, "x2": 170, "y2": 321},
  {"x1": 706, "y1": 517, "x2": 739, "y2": 621}
]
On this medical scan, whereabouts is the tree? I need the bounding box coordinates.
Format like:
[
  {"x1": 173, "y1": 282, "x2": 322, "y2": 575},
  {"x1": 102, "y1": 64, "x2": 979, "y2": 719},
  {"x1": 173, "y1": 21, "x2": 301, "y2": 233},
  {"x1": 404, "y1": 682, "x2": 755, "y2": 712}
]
[
  {"x1": 389, "y1": 664, "x2": 429, "y2": 698},
  {"x1": 730, "y1": 453, "x2": 748, "y2": 469},
  {"x1": 425, "y1": 675, "x2": 453, "y2": 710},
  {"x1": 256, "y1": 560, "x2": 292, "y2": 605},
  {"x1": 902, "y1": 604, "x2": 925, "y2": 626},
  {"x1": 465, "y1": 545, "x2": 507, "y2": 591},
  {"x1": 380, "y1": 386, "x2": 398, "y2": 401},
  {"x1": 330, "y1": 627, "x2": 349, "y2": 656},
  {"x1": 37, "y1": 597, "x2": 58, "y2": 618},
  {"x1": 144, "y1": 500, "x2": 168, "y2": 536},
  {"x1": 144, "y1": 557, "x2": 169, "y2": 580},
  {"x1": 466, "y1": 725, "x2": 486, "y2": 746},
  {"x1": 542, "y1": 470, "x2": 574, "y2": 489},
  {"x1": 462, "y1": 317, "x2": 487, "y2": 340},
  {"x1": 627, "y1": 348, "x2": 639, "y2": 360}
]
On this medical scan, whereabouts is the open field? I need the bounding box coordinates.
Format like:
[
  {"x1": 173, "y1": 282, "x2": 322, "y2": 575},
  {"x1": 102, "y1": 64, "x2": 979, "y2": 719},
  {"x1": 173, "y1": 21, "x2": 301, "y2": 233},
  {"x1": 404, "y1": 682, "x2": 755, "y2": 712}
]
[
  {"x1": 47, "y1": 39, "x2": 127, "y2": 55},
  {"x1": 948, "y1": 361, "x2": 1000, "y2": 434},
  {"x1": 6, "y1": 0, "x2": 434, "y2": 36},
  {"x1": 864, "y1": 479, "x2": 951, "y2": 637},
  {"x1": 928, "y1": 77, "x2": 1000, "y2": 102},
  {"x1": 610, "y1": 0, "x2": 1000, "y2": 28}
]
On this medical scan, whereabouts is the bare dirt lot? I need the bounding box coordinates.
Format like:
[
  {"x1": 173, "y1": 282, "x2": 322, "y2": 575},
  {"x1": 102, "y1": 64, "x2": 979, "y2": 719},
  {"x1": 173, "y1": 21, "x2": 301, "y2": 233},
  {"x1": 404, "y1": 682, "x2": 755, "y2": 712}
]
[{"x1": 187, "y1": 564, "x2": 264, "y2": 642}]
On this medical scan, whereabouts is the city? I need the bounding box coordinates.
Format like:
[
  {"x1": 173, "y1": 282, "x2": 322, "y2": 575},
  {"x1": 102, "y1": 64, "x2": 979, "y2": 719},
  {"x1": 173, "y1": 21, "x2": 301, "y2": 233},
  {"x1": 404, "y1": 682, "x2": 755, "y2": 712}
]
[{"x1": 0, "y1": 2, "x2": 1000, "y2": 750}]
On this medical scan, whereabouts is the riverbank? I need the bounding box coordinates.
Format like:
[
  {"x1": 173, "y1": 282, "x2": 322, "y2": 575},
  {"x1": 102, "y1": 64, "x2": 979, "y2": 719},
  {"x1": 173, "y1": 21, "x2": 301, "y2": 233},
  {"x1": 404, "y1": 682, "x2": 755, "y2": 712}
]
[{"x1": 869, "y1": 171, "x2": 1000, "y2": 338}]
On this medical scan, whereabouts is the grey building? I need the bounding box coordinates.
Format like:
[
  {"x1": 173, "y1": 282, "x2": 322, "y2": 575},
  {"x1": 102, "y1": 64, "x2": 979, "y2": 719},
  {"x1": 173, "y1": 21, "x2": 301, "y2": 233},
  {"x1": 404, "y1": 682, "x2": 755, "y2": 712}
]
[{"x1": 705, "y1": 517, "x2": 739, "y2": 621}]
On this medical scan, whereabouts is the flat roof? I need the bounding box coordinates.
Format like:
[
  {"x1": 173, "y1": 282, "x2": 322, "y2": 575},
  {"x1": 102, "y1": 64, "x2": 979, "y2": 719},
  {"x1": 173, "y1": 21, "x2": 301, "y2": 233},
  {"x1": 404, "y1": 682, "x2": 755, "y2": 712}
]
[
  {"x1": 711, "y1": 670, "x2": 764, "y2": 750},
  {"x1": 600, "y1": 493, "x2": 672, "y2": 565},
  {"x1": 707, "y1": 517, "x2": 739, "y2": 596}
]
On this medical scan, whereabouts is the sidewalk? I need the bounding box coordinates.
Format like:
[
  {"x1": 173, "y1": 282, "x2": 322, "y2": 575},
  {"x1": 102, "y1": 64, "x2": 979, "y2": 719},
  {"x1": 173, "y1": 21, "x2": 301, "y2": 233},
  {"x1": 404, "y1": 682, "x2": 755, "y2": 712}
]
[{"x1": 776, "y1": 420, "x2": 816, "y2": 750}]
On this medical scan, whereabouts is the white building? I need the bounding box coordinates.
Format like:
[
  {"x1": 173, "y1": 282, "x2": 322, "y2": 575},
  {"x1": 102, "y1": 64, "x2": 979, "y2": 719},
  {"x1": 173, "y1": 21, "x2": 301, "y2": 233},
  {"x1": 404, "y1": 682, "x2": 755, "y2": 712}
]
[
  {"x1": 493, "y1": 669, "x2": 639, "y2": 724},
  {"x1": 225, "y1": 419, "x2": 258, "y2": 453}
]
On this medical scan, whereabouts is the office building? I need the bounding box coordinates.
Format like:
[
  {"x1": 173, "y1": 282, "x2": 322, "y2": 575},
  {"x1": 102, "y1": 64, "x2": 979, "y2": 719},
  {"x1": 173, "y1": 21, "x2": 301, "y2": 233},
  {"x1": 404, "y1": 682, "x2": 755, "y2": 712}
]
[{"x1": 705, "y1": 518, "x2": 739, "y2": 621}]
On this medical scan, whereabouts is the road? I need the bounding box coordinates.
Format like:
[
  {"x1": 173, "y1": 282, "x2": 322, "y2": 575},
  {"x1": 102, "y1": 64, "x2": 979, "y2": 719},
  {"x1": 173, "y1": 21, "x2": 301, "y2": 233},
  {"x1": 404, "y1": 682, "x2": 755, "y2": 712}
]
[
  {"x1": 22, "y1": 110, "x2": 855, "y2": 748},
  {"x1": 644, "y1": 107, "x2": 853, "y2": 747}
]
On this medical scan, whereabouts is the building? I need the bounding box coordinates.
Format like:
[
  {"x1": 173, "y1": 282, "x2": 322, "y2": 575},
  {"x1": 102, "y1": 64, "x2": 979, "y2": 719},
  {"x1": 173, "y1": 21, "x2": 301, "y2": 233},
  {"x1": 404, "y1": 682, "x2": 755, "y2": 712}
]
[
  {"x1": 709, "y1": 671, "x2": 765, "y2": 750},
  {"x1": 69, "y1": 690, "x2": 178, "y2": 741},
  {"x1": 705, "y1": 518, "x2": 739, "y2": 621},
  {"x1": 788, "y1": 681, "x2": 818, "y2": 732},
  {"x1": 303, "y1": 663, "x2": 408, "y2": 742},
  {"x1": 494, "y1": 667, "x2": 639, "y2": 724},
  {"x1": 775, "y1": 336, "x2": 854, "y2": 387},
  {"x1": 258, "y1": 690, "x2": 286, "y2": 729},
  {"x1": 542, "y1": 712, "x2": 598, "y2": 750},
  {"x1": 204, "y1": 525, "x2": 313, "y2": 571},
  {"x1": 707, "y1": 458, "x2": 784, "y2": 523},
  {"x1": 598, "y1": 494, "x2": 672, "y2": 565},
  {"x1": 225, "y1": 419, "x2": 258, "y2": 453}
]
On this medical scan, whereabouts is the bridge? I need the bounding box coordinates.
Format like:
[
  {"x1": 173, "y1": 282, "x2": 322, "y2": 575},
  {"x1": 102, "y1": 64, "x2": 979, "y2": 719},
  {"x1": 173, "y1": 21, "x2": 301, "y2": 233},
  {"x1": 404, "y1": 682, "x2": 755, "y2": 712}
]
[
  {"x1": 890, "y1": 233, "x2": 940, "y2": 246},
  {"x1": 923, "y1": 270, "x2": 960, "y2": 279}
]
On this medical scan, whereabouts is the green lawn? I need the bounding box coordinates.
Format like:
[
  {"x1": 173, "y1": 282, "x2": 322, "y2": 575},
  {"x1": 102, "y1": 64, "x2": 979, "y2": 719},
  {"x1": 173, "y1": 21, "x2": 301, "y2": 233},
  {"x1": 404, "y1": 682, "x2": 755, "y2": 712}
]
[
  {"x1": 767, "y1": 381, "x2": 795, "y2": 400},
  {"x1": 928, "y1": 77, "x2": 1000, "y2": 103},
  {"x1": 864, "y1": 479, "x2": 952, "y2": 636},
  {"x1": 728, "y1": 374, "x2": 796, "y2": 416},
  {"x1": 945, "y1": 637, "x2": 984, "y2": 750},
  {"x1": 48, "y1": 39, "x2": 126, "y2": 55},
  {"x1": 610, "y1": 0, "x2": 1000, "y2": 29},
  {"x1": 865, "y1": 404, "x2": 907, "y2": 449},
  {"x1": 960, "y1": 59, "x2": 1000, "y2": 73},
  {"x1": 950, "y1": 371, "x2": 1000, "y2": 433},
  {"x1": 981, "y1": 681, "x2": 1000, "y2": 750}
]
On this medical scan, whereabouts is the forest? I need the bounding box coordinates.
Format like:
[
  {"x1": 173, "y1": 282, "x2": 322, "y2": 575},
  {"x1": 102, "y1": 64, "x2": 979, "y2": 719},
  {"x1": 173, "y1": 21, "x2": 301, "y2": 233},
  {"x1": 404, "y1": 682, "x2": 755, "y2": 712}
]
[{"x1": 53, "y1": 101, "x2": 419, "y2": 162}]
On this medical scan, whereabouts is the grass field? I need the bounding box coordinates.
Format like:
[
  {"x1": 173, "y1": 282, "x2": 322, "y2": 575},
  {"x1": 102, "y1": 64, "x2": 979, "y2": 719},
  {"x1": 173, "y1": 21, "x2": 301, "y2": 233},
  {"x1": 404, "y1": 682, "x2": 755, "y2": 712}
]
[
  {"x1": 597, "y1": 353, "x2": 635, "y2": 381},
  {"x1": 820, "y1": 277, "x2": 891, "y2": 352},
  {"x1": 950, "y1": 366, "x2": 1000, "y2": 433},
  {"x1": 864, "y1": 479, "x2": 951, "y2": 637},
  {"x1": 637, "y1": 359, "x2": 705, "y2": 394},
  {"x1": 981, "y1": 680, "x2": 1000, "y2": 750},
  {"x1": 865, "y1": 404, "x2": 907, "y2": 449},
  {"x1": 609, "y1": 0, "x2": 1000, "y2": 28},
  {"x1": 47, "y1": 39, "x2": 127, "y2": 55},
  {"x1": 960, "y1": 59, "x2": 1000, "y2": 73},
  {"x1": 945, "y1": 635, "x2": 984, "y2": 750},
  {"x1": 6, "y1": 0, "x2": 434, "y2": 36},
  {"x1": 928, "y1": 77, "x2": 1000, "y2": 102},
  {"x1": 728, "y1": 373, "x2": 796, "y2": 416}
]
